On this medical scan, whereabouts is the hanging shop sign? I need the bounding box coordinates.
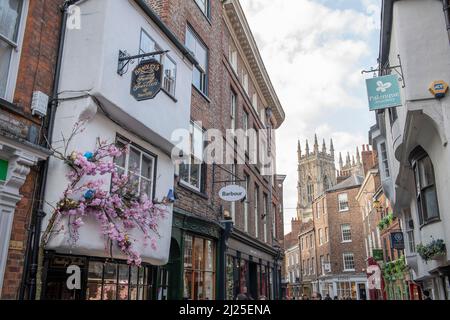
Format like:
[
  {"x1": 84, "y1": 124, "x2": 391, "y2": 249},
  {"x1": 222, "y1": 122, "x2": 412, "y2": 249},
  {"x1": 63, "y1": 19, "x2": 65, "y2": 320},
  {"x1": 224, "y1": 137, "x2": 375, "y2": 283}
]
[
  {"x1": 130, "y1": 58, "x2": 163, "y2": 101},
  {"x1": 429, "y1": 80, "x2": 449, "y2": 99},
  {"x1": 390, "y1": 231, "x2": 405, "y2": 250},
  {"x1": 365, "y1": 74, "x2": 402, "y2": 111},
  {"x1": 219, "y1": 185, "x2": 247, "y2": 202},
  {"x1": 372, "y1": 249, "x2": 384, "y2": 262}
]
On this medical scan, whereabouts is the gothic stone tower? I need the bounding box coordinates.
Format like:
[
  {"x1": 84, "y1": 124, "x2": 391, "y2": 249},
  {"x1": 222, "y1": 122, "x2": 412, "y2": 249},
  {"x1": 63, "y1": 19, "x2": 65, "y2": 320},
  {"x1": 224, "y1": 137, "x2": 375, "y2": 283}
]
[{"x1": 297, "y1": 135, "x2": 337, "y2": 222}]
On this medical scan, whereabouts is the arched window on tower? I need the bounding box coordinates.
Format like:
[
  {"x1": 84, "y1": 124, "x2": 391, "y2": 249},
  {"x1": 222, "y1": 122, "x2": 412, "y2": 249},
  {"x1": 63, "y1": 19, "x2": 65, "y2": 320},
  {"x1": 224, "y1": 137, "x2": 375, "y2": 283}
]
[
  {"x1": 323, "y1": 176, "x2": 330, "y2": 191},
  {"x1": 307, "y1": 177, "x2": 314, "y2": 203},
  {"x1": 409, "y1": 146, "x2": 440, "y2": 226}
]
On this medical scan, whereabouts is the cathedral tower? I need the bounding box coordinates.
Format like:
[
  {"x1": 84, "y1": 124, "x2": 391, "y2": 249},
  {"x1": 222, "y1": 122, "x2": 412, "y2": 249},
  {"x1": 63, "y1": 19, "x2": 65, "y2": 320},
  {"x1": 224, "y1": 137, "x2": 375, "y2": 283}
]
[{"x1": 297, "y1": 136, "x2": 337, "y2": 222}]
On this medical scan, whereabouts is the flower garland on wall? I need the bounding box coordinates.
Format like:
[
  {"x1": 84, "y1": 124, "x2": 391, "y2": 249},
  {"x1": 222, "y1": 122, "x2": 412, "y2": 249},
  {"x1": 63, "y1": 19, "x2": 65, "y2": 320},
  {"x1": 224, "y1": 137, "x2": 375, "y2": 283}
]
[{"x1": 41, "y1": 123, "x2": 169, "y2": 266}]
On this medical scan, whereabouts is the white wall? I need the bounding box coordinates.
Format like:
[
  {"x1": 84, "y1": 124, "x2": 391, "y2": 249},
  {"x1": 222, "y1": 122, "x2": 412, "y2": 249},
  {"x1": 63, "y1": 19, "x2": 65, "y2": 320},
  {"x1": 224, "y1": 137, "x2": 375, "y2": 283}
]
[
  {"x1": 42, "y1": 0, "x2": 195, "y2": 266},
  {"x1": 58, "y1": 0, "x2": 193, "y2": 154},
  {"x1": 380, "y1": 0, "x2": 450, "y2": 285},
  {"x1": 44, "y1": 98, "x2": 174, "y2": 265}
]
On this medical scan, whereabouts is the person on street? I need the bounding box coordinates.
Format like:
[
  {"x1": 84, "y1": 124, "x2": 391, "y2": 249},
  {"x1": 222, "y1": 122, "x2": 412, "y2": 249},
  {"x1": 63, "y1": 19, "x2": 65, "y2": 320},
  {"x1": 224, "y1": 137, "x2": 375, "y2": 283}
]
[
  {"x1": 324, "y1": 294, "x2": 332, "y2": 300},
  {"x1": 423, "y1": 290, "x2": 432, "y2": 300}
]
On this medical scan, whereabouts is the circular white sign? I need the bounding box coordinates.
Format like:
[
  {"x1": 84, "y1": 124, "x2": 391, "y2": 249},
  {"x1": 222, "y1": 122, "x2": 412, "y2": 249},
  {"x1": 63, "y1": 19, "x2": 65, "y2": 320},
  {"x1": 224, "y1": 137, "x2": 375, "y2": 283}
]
[{"x1": 219, "y1": 185, "x2": 247, "y2": 202}]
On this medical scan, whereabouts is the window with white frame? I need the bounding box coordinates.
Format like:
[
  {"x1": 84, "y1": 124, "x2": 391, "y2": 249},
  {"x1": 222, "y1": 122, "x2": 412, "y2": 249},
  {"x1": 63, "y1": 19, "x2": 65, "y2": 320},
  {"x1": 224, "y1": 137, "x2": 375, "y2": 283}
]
[
  {"x1": 307, "y1": 259, "x2": 310, "y2": 275},
  {"x1": 179, "y1": 121, "x2": 204, "y2": 191},
  {"x1": 229, "y1": 44, "x2": 237, "y2": 72},
  {"x1": 114, "y1": 138, "x2": 156, "y2": 199},
  {"x1": 194, "y1": 0, "x2": 210, "y2": 18},
  {"x1": 230, "y1": 163, "x2": 236, "y2": 222},
  {"x1": 341, "y1": 224, "x2": 352, "y2": 242},
  {"x1": 263, "y1": 193, "x2": 268, "y2": 243},
  {"x1": 254, "y1": 184, "x2": 259, "y2": 238},
  {"x1": 0, "y1": 0, "x2": 25, "y2": 99},
  {"x1": 320, "y1": 255, "x2": 325, "y2": 275},
  {"x1": 316, "y1": 201, "x2": 321, "y2": 219},
  {"x1": 311, "y1": 257, "x2": 315, "y2": 275},
  {"x1": 252, "y1": 93, "x2": 258, "y2": 110},
  {"x1": 186, "y1": 26, "x2": 208, "y2": 95},
  {"x1": 139, "y1": 30, "x2": 177, "y2": 97},
  {"x1": 244, "y1": 174, "x2": 249, "y2": 232},
  {"x1": 380, "y1": 142, "x2": 390, "y2": 178},
  {"x1": 325, "y1": 227, "x2": 329, "y2": 243},
  {"x1": 243, "y1": 111, "x2": 249, "y2": 154},
  {"x1": 338, "y1": 193, "x2": 349, "y2": 212},
  {"x1": 230, "y1": 89, "x2": 236, "y2": 131},
  {"x1": 343, "y1": 253, "x2": 355, "y2": 271},
  {"x1": 404, "y1": 209, "x2": 416, "y2": 253},
  {"x1": 242, "y1": 71, "x2": 248, "y2": 95},
  {"x1": 318, "y1": 228, "x2": 324, "y2": 246}
]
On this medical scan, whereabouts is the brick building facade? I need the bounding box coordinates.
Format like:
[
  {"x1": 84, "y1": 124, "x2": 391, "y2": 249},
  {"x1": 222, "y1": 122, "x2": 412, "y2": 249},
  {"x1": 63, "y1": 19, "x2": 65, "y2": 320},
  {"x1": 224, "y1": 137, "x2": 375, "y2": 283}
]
[
  {"x1": 0, "y1": 0, "x2": 63, "y2": 299},
  {"x1": 145, "y1": 0, "x2": 286, "y2": 300}
]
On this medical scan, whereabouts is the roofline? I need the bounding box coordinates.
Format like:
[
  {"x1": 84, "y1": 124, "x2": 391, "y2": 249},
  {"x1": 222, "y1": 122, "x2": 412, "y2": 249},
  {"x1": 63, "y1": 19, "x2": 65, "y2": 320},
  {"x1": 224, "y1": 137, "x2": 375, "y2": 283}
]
[
  {"x1": 356, "y1": 168, "x2": 379, "y2": 200},
  {"x1": 134, "y1": 0, "x2": 198, "y2": 66},
  {"x1": 379, "y1": 0, "x2": 395, "y2": 69},
  {"x1": 223, "y1": 0, "x2": 285, "y2": 128}
]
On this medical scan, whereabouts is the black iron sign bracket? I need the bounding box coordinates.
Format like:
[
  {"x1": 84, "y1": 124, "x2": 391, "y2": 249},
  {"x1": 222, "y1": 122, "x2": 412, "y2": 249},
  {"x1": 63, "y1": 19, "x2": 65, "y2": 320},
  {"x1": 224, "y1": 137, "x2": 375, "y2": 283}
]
[
  {"x1": 361, "y1": 54, "x2": 406, "y2": 88},
  {"x1": 117, "y1": 49, "x2": 169, "y2": 76}
]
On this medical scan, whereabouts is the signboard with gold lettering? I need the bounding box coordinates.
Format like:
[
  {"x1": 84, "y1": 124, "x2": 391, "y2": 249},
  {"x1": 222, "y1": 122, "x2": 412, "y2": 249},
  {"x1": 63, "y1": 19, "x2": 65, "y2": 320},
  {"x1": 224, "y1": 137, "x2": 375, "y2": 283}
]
[{"x1": 130, "y1": 58, "x2": 162, "y2": 101}]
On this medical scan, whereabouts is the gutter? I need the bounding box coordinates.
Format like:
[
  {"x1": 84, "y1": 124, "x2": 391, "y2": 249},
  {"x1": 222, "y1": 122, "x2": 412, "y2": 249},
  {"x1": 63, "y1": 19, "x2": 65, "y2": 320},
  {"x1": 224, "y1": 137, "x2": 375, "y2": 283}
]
[
  {"x1": 444, "y1": 0, "x2": 450, "y2": 43},
  {"x1": 22, "y1": 0, "x2": 77, "y2": 300},
  {"x1": 133, "y1": 0, "x2": 198, "y2": 67}
]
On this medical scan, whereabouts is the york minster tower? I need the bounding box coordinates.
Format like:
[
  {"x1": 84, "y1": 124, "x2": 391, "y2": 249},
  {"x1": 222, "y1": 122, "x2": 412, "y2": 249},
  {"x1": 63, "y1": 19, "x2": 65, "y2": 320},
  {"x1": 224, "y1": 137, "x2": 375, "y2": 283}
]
[{"x1": 297, "y1": 135, "x2": 337, "y2": 222}]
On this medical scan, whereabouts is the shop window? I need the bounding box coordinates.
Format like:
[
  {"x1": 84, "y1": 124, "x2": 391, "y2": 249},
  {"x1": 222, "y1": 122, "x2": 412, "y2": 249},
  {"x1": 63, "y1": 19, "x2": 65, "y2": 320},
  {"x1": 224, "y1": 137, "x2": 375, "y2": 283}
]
[
  {"x1": 86, "y1": 261, "x2": 152, "y2": 300},
  {"x1": 114, "y1": 138, "x2": 156, "y2": 199},
  {"x1": 410, "y1": 146, "x2": 440, "y2": 226},
  {"x1": 183, "y1": 234, "x2": 216, "y2": 300},
  {"x1": 337, "y1": 282, "x2": 357, "y2": 300},
  {"x1": 43, "y1": 255, "x2": 155, "y2": 300}
]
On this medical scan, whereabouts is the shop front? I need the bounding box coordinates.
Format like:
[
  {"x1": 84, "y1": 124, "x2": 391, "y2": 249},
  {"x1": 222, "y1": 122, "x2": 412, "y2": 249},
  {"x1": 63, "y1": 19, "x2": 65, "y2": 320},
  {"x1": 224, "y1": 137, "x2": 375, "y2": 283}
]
[
  {"x1": 225, "y1": 231, "x2": 280, "y2": 300},
  {"x1": 166, "y1": 210, "x2": 222, "y2": 300}
]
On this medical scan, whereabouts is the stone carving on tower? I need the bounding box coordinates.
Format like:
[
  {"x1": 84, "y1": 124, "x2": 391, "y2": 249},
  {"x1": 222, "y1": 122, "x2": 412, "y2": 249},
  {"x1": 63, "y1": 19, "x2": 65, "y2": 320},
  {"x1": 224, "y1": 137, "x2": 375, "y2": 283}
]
[{"x1": 297, "y1": 135, "x2": 337, "y2": 222}]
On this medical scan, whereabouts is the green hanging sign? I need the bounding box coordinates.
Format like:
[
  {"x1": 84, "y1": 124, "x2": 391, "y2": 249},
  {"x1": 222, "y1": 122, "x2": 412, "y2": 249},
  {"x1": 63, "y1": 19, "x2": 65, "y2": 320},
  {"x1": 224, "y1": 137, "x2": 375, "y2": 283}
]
[{"x1": 0, "y1": 159, "x2": 9, "y2": 181}]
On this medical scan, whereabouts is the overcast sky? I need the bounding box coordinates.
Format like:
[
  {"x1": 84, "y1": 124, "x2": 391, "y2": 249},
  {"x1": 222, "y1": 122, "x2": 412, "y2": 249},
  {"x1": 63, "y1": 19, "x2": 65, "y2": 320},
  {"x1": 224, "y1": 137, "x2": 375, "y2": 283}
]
[{"x1": 241, "y1": 0, "x2": 381, "y2": 234}]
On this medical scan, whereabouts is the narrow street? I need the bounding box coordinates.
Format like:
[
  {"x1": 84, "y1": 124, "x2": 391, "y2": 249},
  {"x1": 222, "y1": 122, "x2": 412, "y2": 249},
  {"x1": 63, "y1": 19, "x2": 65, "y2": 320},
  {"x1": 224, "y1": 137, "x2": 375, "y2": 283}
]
[{"x1": 0, "y1": 0, "x2": 449, "y2": 310}]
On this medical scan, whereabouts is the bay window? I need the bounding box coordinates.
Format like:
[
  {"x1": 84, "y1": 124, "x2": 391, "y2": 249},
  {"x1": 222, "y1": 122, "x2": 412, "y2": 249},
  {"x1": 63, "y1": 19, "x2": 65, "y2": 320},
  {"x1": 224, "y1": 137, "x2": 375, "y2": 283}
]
[
  {"x1": 179, "y1": 121, "x2": 204, "y2": 191},
  {"x1": 186, "y1": 26, "x2": 208, "y2": 95},
  {"x1": 140, "y1": 29, "x2": 177, "y2": 97},
  {"x1": 114, "y1": 138, "x2": 156, "y2": 199},
  {"x1": 410, "y1": 146, "x2": 440, "y2": 226},
  {"x1": 0, "y1": 0, "x2": 25, "y2": 99}
]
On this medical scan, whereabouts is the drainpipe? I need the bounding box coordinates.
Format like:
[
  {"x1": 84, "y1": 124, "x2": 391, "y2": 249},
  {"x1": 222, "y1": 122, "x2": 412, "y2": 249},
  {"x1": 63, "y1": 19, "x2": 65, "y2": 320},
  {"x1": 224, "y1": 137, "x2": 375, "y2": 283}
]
[
  {"x1": 444, "y1": 0, "x2": 450, "y2": 44},
  {"x1": 23, "y1": 0, "x2": 77, "y2": 300}
]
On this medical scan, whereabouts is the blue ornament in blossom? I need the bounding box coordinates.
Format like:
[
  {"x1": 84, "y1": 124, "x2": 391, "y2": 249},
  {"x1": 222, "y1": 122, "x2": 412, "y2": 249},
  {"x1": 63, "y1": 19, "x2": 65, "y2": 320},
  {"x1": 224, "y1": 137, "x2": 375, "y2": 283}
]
[
  {"x1": 84, "y1": 189, "x2": 96, "y2": 200},
  {"x1": 84, "y1": 152, "x2": 94, "y2": 160}
]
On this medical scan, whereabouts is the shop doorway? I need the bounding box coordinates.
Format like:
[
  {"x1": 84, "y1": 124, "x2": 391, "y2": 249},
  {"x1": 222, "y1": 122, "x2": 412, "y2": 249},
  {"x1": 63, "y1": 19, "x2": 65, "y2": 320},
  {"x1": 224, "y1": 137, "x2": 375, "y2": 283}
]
[
  {"x1": 358, "y1": 283, "x2": 367, "y2": 300},
  {"x1": 249, "y1": 262, "x2": 258, "y2": 299}
]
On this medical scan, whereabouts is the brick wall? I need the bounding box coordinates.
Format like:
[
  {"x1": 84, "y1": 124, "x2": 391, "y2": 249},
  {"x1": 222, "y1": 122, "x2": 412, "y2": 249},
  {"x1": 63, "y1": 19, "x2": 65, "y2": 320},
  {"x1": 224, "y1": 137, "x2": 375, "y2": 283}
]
[
  {"x1": 1, "y1": 0, "x2": 63, "y2": 299},
  {"x1": 147, "y1": 0, "x2": 284, "y2": 247},
  {"x1": 325, "y1": 187, "x2": 366, "y2": 275}
]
